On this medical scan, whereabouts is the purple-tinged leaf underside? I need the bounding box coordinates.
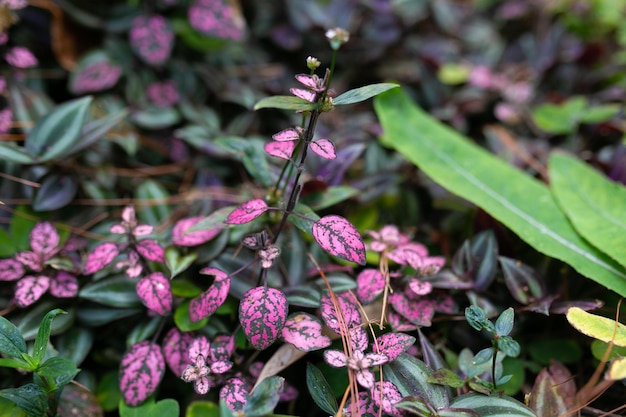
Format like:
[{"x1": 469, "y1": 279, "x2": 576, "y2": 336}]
[
  {"x1": 162, "y1": 327, "x2": 193, "y2": 377},
  {"x1": 310, "y1": 139, "x2": 336, "y2": 160},
  {"x1": 189, "y1": 267, "x2": 230, "y2": 322},
  {"x1": 389, "y1": 293, "x2": 434, "y2": 327},
  {"x1": 172, "y1": 216, "x2": 220, "y2": 246},
  {"x1": 135, "y1": 239, "x2": 165, "y2": 262},
  {"x1": 49, "y1": 271, "x2": 79, "y2": 298},
  {"x1": 375, "y1": 332, "x2": 416, "y2": 361},
  {"x1": 220, "y1": 378, "x2": 250, "y2": 413},
  {"x1": 84, "y1": 242, "x2": 119, "y2": 274},
  {"x1": 272, "y1": 127, "x2": 302, "y2": 142},
  {"x1": 312, "y1": 215, "x2": 366, "y2": 265},
  {"x1": 30, "y1": 222, "x2": 60, "y2": 257},
  {"x1": 136, "y1": 273, "x2": 172, "y2": 316},
  {"x1": 239, "y1": 286, "x2": 288, "y2": 350},
  {"x1": 15, "y1": 275, "x2": 50, "y2": 307},
  {"x1": 281, "y1": 312, "x2": 331, "y2": 351},
  {"x1": 0, "y1": 259, "x2": 24, "y2": 281},
  {"x1": 225, "y1": 199, "x2": 269, "y2": 225},
  {"x1": 119, "y1": 341, "x2": 165, "y2": 406},
  {"x1": 356, "y1": 268, "x2": 385, "y2": 304},
  {"x1": 264, "y1": 141, "x2": 296, "y2": 160},
  {"x1": 320, "y1": 292, "x2": 361, "y2": 334}
]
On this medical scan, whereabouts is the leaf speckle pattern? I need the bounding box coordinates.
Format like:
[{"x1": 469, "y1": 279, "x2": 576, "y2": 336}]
[
  {"x1": 239, "y1": 286, "x2": 288, "y2": 350},
  {"x1": 119, "y1": 341, "x2": 165, "y2": 406},
  {"x1": 312, "y1": 215, "x2": 366, "y2": 265},
  {"x1": 225, "y1": 199, "x2": 269, "y2": 225},
  {"x1": 189, "y1": 267, "x2": 230, "y2": 322},
  {"x1": 136, "y1": 272, "x2": 172, "y2": 316},
  {"x1": 281, "y1": 312, "x2": 331, "y2": 351},
  {"x1": 163, "y1": 327, "x2": 193, "y2": 377},
  {"x1": 84, "y1": 242, "x2": 119, "y2": 274}
]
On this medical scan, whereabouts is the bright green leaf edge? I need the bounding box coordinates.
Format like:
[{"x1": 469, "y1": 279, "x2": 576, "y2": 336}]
[
  {"x1": 549, "y1": 152, "x2": 626, "y2": 270},
  {"x1": 566, "y1": 307, "x2": 626, "y2": 347},
  {"x1": 333, "y1": 83, "x2": 399, "y2": 105},
  {"x1": 374, "y1": 88, "x2": 626, "y2": 296}
]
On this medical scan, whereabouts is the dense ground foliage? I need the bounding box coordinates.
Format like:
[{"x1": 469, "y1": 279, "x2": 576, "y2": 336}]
[{"x1": 1, "y1": 1, "x2": 626, "y2": 416}]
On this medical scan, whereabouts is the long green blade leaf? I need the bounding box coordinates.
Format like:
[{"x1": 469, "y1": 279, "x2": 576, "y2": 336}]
[{"x1": 374, "y1": 88, "x2": 626, "y2": 296}]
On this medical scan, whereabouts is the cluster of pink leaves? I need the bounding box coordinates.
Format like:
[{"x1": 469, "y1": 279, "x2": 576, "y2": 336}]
[
  {"x1": 0, "y1": 222, "x2": 80, "y2": 307},
  {"x1": 129, "y1": 15, "x2": 174, "y2": 66},
  {"x1": 188, "y1": 0, "x2": 244, "y2": 41}
]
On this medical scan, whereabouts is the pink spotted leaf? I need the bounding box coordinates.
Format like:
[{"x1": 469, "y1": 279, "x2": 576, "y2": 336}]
[
  {"x1": 375, "y1": 332, "x2": 416, "y2": 361},
  {"x1": 163, "y1": 327, "x2": 193, "y2": 377},
  {"x1": 312, "y1": 215, "x2": 366, "y2": 265},
  {"x1": 189, "y1": 335, "x2": 210, "y2": 361},
  {"x1": 172, "y1": 216, "x2": 220, "y2": 246},
  {"x1": 350, "y1": 326, "x2": 369, "y2": 352},
  {"x1": 30, "y1": 222, "x2": 60, "y2": 258},
  {"x1": 264, "y1": 141, "x2": 296, "y2": 160},
  {"x1": 84, "y1": 242, "x2": 119, "y2": 274},
  {"x1": 49, "y1": 271, "x2": 79, "y2": 298},
  {"x1": 272, "y1": 127, "x2": 302, "y2": 141},
  {"x1": 225, "y1": 199, "x2": 269, "y2": 225},
  {"x1": 323, "y1": 350, "x2": 347, "y2": 367},
  {"x1": 310, "y1": 139, "x2": 336, "y2": 159},
  {"x1": 15, "y1": 275, "x2": 50, "y2": 307},
  {"x1": 135, "y1": 239, "x2": 165, "y2": 262},
  {"x1": 356, "y1": 268, "x2": 385, "y2": 304},
  {"x1": 387, "y1": 310, "x2": 418, "y2": 332},
  {"x1": 320, "y1": 292, "x2": 361, "y2": 334},
  {"x1": 239, "y1": 286, "x2": 288, "y2": 350},
  {"x1": 220, "y1": 378, "x2": 250, "y2": 413},
  {"x1": 210, "y1": 360, "x2": 233, "y2": 374},
  {"x1": 15, "y1": 251, "x2": 42, "y2": 272},
  {"x1": 211, "y1": 335, "x2": 235, "y2": 361},
  {"x1": 409, "y1": 279, "x2": 433, "y2": 296},
  {"x1": 132, "y1": 224, "x2": 154, "y2": 237},
  {"x1": 0, "y1": 259, "x2": 24, "y2": 281},
  {"x1": 136, "y1": 273, "x2": 172, "y2": 316},
  {"x1": 389, "y1": 293, "x2": 434, "y2": 327},
  {"x1": 371, "y1": 380, "x2": 403, "y2": 416},
  {"x1": 119, "y1": 341, "x2": 165, "y2": 406},
  {"x1": 189, "y1": 267, "x2": 230, "y2": 322},
  {"x1": 281, "y1": 312, "x2": 331, "y2": 352}
]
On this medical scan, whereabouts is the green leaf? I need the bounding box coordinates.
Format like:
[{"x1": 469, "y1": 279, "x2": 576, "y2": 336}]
[
  {"x1": 306, "y1": 363, "x2": 338, "y2": 415},
  {"x1": 33, "y1": 309, "x2": 66, "y2": 364},
  {"x1": 26, "y1": 96, "x2": 93, "y2": 162},
  {"x1": 254, "y1": 96, "x2": 319, "y2": 111},
  {"x1": 0, "y1": 384, "x2": 48, "y2": 417},
  {"x1": 219, "y1": 400, "x2": 235, "y2": 417},
  {"x1": 0, "y1": 315, "x2": 28, "y2": 359},
  {"x1": 495, "y1": 308, "x2": 514, "y2": 337},
  {"x1": 187, "y1": 206, "x2": 234, "y2": 233},
  {"x1": 531, "y1": 97, "x2": 586, "y2": 134},
  {"x1": 73, "y1": 108, "x2": 129, "y2": 154},
  {"x1": 243, "y1": 376, "x2": 283, "y2": 417},
  {"x1": 136, "y1": 180, "x2": 172, "y2": 225},
  {"x1": 185, "y1": 401, "x2": 220, "y2": 417},
  {"x1": 0, "y1": 143, "x2": 35, "y2": 164},
  {"x1": 383, "y1": 353, "x2": 450, "y2": 410},
  {"x1": 55, "y1": 327, "x2": 94, "y2": 367},
  {"x1": 16, "y1": 303, "x2": 75, "y2": 341},
  {"x1": 449, "y1": 393, "x2": 537, "y2": 417},
  {"x1": 131, "y1": 107, "x2": 180, "y2": 130},
  {"x1": 32, "y1": 174, "x2": 79, "y2": 211},
  {"x1": 528, "y1": 338, "x2": 581, "y2": 365},
  {"x1": 549, "y1": 152, "x2": 626, "y2": 270},
  {"x1": 283, "y1": 286, "x2": 321, "y2": 308},
  {"x1": 96, "y1": 371, "x2": 122, "y2": 412},
  {"x1": 36, "y1": 356, "x2": 79, "y2": 380},
  {"x1": 174, "y1": 300, "x2": 208, "y2": 332},
  {"x1": 119, "y1": 397, "x2": 180, "y2": 417},
  {"x1": 566, "y1": 307, "x2": 626, "y2": 346},
  {"x1": 497, "y1": 336, "x2": 521, "y2": 358},
  {"x1": 300, "y1": 186, "x2": 358, "y2": 210},
  {"x1": 579, "y1": 104, "x2": 620, "y2": 124},
  {"x1": 126, "y1": 317, "x2": 162, "y2": 346},
  {"x1": 165, "y1": 247, "x2": 198, "y2": 279},
  {"x1": 7, "y1": 84, "x2": 54, "y2": 135},
  {"x1": 427, "y1": 368, "x2": 466, "y2": 388},
  {"x1": 290, "y1": 203, "x2": 320, "y2": 236},
  {"x1": 0, "y1": 357, "x2": 30, "y2": 370},
  {"x1": 437, "y1": 63, "x2": 470, "y2": 85},
  {"x1": 374, "y1": 88, "x2": 626, "y2": 297},
  {"x1": 333, "y1": 83, "x2": 399, "y2": 106},
  {"x1": 79, "y1": 276, "x2": 142, "y2": 308}
]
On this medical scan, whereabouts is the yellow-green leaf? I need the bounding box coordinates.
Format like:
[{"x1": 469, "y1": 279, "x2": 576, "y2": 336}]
[{"x1": 566, "y1": 307, "x2": 626, "y2": 347}]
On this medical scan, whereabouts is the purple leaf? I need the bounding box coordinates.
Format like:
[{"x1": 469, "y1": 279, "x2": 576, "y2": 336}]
[
  {"x1": 310, "y1": 139, "x2": 336, "y2": 160},
  {"x1": 220, "y1": 378, "x2": 250, "y2": 413},
  {"x1": 356, "y1": 269, "x2": 385, "y2": 304},
  {"x1": 312, "y1": 215, "x2": 366, "y2": 265},
  {"x1": 225, "y1": 199, "x2": 269, "y2": 225},
  {"x1": 15, "y1": 251, "x2": 43, "y2": 272},
  {"x1": 239, "y1": 286, "x2": 288, "y2": 350},
  {"x1": 281, "y1": 312, "x2": 331, "y2": 351},
  {"x1": 320, "y1": 292, "x2": 361, "y2": 334},
  {"x1": 389, "y1": 293, "x2": 434, "y2": 327},
  {"x1": 323, "y1": 350, "x2": 347, "y2": 367},
  {"x1": 135, "y1": 239, "x2": 165, "y2": 262},
  {"x1": 0, "y1": 259, "x2": 24, "y2": 281},
  {"x1": 136, "y1": 273, "x2": 172, "y2": 316},
  {"x1": 375, "y1": 332, "x2": 416, "y2": 361},
  {"x1": 264, "y1": 141, "x2": 296, "y2": 160},
  {"x1": 49, "y1": 271, "x2": 78, "y2": 298},
  {"x1": 189, "y1": 267, "x2": 230, "y2": 322},
  {"x1": 119, "y1": 341, "x2": 165, "y2": 406},
  {"x1": 163, "y1": 327, "x2": 193, "y2": 377},
  {"x1": 15, "y1": 275, "x2": 50, "y2": 307},
  {"x1": 84, "y1": 242, "x2": 119, "y2": 274},
  {"x1": 272, "y1": 127, "x2": 302, "y2": 142},
  {"x1": 172, "y1": 216, "x2": 220, "y2": 246},
  {"x1": 30, "y1": 222, "x2": 60, "y2": 258}
]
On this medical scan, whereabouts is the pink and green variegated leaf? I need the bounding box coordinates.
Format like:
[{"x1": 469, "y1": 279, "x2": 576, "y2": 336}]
[
  {"x1": 350, "y1": 326, "x2": 369, "y2": 352},
  {"x1": 220, "y1": 378, "x2": 250, "y2": 413},
  {"x1": 264, "y1": 141, "x2": 296, "y2": 160},
  {"x1": 364, "y1": 353, "x2": 389, "y2": 367},
  {"x1": 430, "y1": 292, "x2": 456, "y2": 314},
  {"x1": 211, "y1": 335, "x2": 235, "y2": 361},
  {"x1": 375, "y1": 332, "x2": 416, "y2": 361},
  {"x1": 49, "y1": 271, "x2": 78, "y2": 298},
  {"x1": 389, "y1": 293, "x2": 434, "y2": 327},
  {"x1": 15, "y1": 275, "x2": 50, "y2": 307},
  {"x1": 172, "y1": 216, "x2": 220, "y2": 246},
  {"x1": 310, "y1": 139, "x2": 336, "y2": 160},
  {"x1": 84, "y1": 242, "x2": 119, "y2": 274},
  {"x1": 210, "y1": 360, "x2": 232, "y2": 374},
  {"x1": 387, "y1": 310, "x2": 418, "y2": 332},
  {"x1": 0, "y1": 259, "x2": 24, "y2": 281},
  {"x1": 320, "y1": 292, "x2": 361, "y2": 334},
  {"x1": 290, "y1": 88, "x2": 316, "y2": 102},
  {"x1": 119, "y1": 341, "x2": 165, "y2": 406},
  {"x1": 344, "y1": 392, "x2": 377, "y2": 417},
  {"x1": 323, "y1": 350, "x2": 347, "y2": 367},
  {"x1": 355, "y1": 369, "x2": 376, "y2": 389},
  {"x1": 189, "y1": 335, "x2": 211, "y2": 361},
  {"x1": 281, "y1": 312, "x2": 331, "y2": 351},
  {"x1": 132, "y1": 225, "x2": 154, "y2": 237},
  {"x1": 189, "y1": 267, "x2": 230, "y2": 322},
  {"x1": 370, "y1": 380, "x2": 403, "y2": 417},
  {"x1": 225, "y1": 199, "x2": 269, "y2": 225},
  {"x1": 30, "y1": 222, "x2": 60, "y2": 258},
  {"x1": 272, "y1": 127, "x2": 302, "y2": 142},
  {"x1": 356, "y1": 268, "x2": 385, "y2": 304},
  {"x1": 312, "y1": 215, "x2": 366, "y2": 265},
  {"x1": 408, "y1": 279, "x2": 433, "y2": 296},
  {"x1": 136, "y1": 273, "x2": 172, "y2": 316},
  {"x1": 162, "y1": 327, "x2": 193, "y2": 377},
  {"x1": 239, "y1": 286, "x2": 288, "y2": 350},
  {"x1": 15, "y1": 251, "x2": 43, "y2": 272},
  {"x1": 135, "y1": 239, "x2": 165, "y2": 262}
]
